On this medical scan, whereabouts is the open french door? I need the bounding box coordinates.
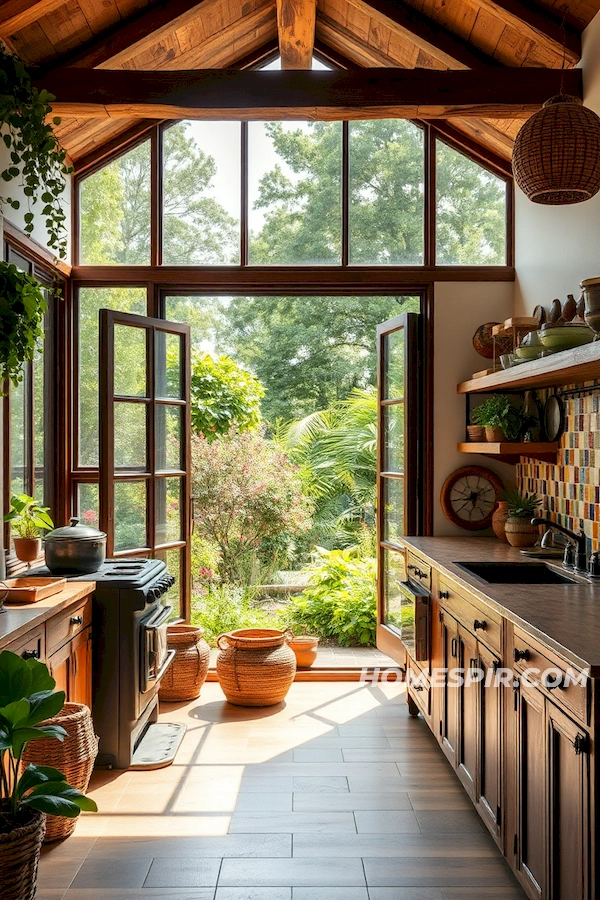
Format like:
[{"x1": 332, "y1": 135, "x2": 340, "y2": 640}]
[
  {"x1": 376, "y1": 312, "x2": 422, "y2": 666},
  {"x1": 99, "y1": 310, "x2": 192, "y2": 620}
]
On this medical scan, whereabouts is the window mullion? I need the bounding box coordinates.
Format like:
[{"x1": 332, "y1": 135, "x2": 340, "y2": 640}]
[
  {"x1": 342, "y1": 120, "x2": 349, "y2": 267},
  {"x1": 424, "y1": 125, "x2": 436, "y2": 268},
  {"x1": 241, "y1": 121, "x2": 249, "y2": 267}
]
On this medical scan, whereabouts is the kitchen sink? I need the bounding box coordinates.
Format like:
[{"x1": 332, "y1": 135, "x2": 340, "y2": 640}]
[{"x1": 454, "y1": 561, "x2": 578, "y2": 585}]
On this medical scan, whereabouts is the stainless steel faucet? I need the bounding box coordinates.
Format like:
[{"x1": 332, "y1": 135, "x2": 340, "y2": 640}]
[{"x1": 531, "y1": 518, "x2": 587, "y2": 572}]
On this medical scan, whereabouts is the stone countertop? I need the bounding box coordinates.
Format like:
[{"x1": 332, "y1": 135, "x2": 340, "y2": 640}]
[
  {"x1": 0, "y1": 582, "x2": 95, "y2": 651},
  {"x1": 400, "y1": 536, "x2": 600, "y2": 676}
]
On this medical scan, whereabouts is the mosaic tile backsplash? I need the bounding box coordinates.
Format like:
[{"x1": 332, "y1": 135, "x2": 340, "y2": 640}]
[{"x1": 517, "y1": 385, "x2": 600, "y2": 551}]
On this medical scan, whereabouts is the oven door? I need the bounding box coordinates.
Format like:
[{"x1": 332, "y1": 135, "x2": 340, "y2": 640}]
[
  {"x1": 382, "y1": 564, "x2": 430, "y2": 667},
  {"x1": 141, "y1": 604, "x2": 175, "y2": 693}
]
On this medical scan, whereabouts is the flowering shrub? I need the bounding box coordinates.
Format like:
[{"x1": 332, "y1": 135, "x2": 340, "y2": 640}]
[
  {"x1": 284, "y1": 546, "x2": 376, "y2": 646},
  {"x1": 190, "y1": 351, "x2": 264, "y2": 442},
  {"x1": 192, "y1": 431, "x2": 313, "y2": 583}
]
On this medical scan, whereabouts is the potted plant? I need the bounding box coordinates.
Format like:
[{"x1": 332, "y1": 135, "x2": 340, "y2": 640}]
[
  {"x1": 503, "y1": 489, "x2": 542, "y2": 547},
  {"x1": 0, "y1": 650, "x2": 97, "y2": 900},
  {"x1": 0, "y1": 262, "x2": 48, "y2": 394},
  {"x1": 471, "y1": 396, "x2": 525, "y2": 442},
  {"x1": 4, "y1": 494, "x2": 54, "y2": 563}
]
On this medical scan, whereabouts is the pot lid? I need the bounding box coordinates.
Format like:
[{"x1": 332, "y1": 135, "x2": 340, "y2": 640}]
[
  {"x1": 45, "y1": 517, "x2": 106, "y2": 543},
  {"x1": 581, "y1": 277, "x2": 600, "y2": 286}
]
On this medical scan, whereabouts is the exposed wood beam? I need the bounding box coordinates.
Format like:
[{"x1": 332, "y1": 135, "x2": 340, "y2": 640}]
[
  {"x1": 39, "y1": 0, "x2": 209, "y2": 74},
  {"x1": 474, "y1": 0, "x2": 581, "y2": 63},
  {"x1": 276, "y1": 0, "x2": 317, "y2": 69},
  {"x1": 0, "y1": 0, "x2": 65, "y2": 36},
  {"x1": 344, "y1": 0, "x2": 499, "y2": 69},
  {"x1": 35, "y1": 66, "x2": 581, "y2": 120}
]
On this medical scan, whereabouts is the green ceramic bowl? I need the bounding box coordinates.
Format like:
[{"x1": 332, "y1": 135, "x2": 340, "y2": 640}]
[
  {"x1": 537, "y1": 324, "x2": 594, "y2": 352},
  {"x1": 514, "y1": 345, "x2": 541, "y2": 360}
]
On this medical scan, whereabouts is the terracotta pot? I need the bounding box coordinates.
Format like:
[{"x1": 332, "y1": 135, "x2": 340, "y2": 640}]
[
  {"x1": 12, "y1": 537, "x2": 42, "y2": 563},
  {"x1": 0, "y1": 804, "x2": 45, "y2": 900},
  {"x1": 504, "y1": 517, "x2": 540, "y2": 548},
  {"x1": 485, "y1": 426, "x2": 505, "y2": 442},
  {"x1": 467, "y1": 425, "x2": 485, "y2": 442},
  {"x1": 492, "y1": 502, "x2": 510, "y2": 543},
  {"x1": 288, "y1": 636, "x2": 319, "y2": 668}
]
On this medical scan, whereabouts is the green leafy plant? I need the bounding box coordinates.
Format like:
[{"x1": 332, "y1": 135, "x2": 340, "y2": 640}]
[
  {"x1": 471, "y1": 395, "x2": 526, "y2": 441},
  {"x1": 0, "y1": 263, "x2": 48, "y2": 392},
  {"x1": 189, "y1": 351, "x2": 264, "y2": 442},
  {"x1": 284, "y1": 546, "x2": 376, "y2": 647},
  {"x1": 0, "y1": 650, "x2": 97, "y2": 827},
  {"x1": 191, "y1": 584, "x2": 276, "y2": 646},
  {"x1": 503, "y1": 488, "x2": 542, "y2": 519},
  {"x1": 0, "y1": 46, "x2": 72, "y2": 259},
  {"x1": 4, "y1": 494, "x2": 54, "y2": 539}
]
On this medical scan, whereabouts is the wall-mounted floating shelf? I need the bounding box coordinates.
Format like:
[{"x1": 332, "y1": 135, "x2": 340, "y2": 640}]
[
  {"x1": 457, "y1": 442, "x2": 558, "y2": 464},
  {"x1": 457, "y1": 340, "x2": 600, "y2": 394}
]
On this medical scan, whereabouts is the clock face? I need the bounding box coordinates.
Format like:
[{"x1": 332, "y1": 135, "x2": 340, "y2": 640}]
[{"x1": 441, "y1": 466, "x2": 504, "y2": 531}]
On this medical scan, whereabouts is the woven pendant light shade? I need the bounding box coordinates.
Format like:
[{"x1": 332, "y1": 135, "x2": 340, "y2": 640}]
[{"x1": 512, "y1": 95, "x2": 600, "y2": 205}]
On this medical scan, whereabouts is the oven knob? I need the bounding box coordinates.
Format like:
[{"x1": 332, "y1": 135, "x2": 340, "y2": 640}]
[{"x1": 150, "y1": 586, "x2": 161, "y2": 601}]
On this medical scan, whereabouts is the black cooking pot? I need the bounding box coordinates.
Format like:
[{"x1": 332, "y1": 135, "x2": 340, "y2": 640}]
[{"x1": 44, "y1": 517, "x2": 106, "y2": 575}]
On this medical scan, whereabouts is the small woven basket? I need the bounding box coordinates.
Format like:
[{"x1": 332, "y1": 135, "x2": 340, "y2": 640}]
[
  {"x1": 22, "y1": 703, "x2": 98, "y2": 842},
  {"x1": 159, "y1": 624, "x2": 211, "y2": 702},
  {"x1": 216, "y1": 628, "x2": 296, "y2": 707},
  {"x1": 0, "y1": 806, "x2": 45, "y2": 900}
]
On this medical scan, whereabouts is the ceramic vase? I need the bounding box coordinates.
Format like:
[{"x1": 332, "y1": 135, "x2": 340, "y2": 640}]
[
  {"x1": 467, "y1": 425, "x2": 484, "y2": 442},
  {"x1": 492, "y1": 502, "x2": 509, "y2": 543}
]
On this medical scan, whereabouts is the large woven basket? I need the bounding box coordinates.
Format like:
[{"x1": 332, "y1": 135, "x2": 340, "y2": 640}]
[
  {"x1": 0, "y1": 806, "x2": 45, "y2": 900},
  {"x1": 159, "y1": 624, "x2": 211, "y2": 702},
  {"x1": 22, "y1": 703, "x2": 98, "y2": 842},
  {"x1": 216, "y1": 628, "x2": 296, "y2": 707}
]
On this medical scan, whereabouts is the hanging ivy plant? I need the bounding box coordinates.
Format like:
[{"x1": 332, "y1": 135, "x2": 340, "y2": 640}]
[
  {"x1": 0, "y1": 45, "x2": 72, "y2": 259},
  {"x1": 0, "y1": 261, "x2": 47, "y2": 394}
]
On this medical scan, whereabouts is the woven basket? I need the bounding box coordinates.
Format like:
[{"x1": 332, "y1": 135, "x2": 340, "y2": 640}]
[
  {"x1": 216, "y1": 628, "x2": 296, "y2": 707},
  {"x1": 513, "y1": 95, "x2": 600, "y2": 205},
  {"x1": 0, "y1": 806, "x2": 45, "y2": 900},
  {"x1": 159, "y1": 624, "x2": 211, "y2": 702},
  {"x1": 22, "y1": 703, "x2": 98, "y2": 842}
]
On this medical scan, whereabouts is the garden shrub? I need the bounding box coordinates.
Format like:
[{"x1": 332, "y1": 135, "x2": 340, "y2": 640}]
[
  {"x1": 284, "y1": 545, "x2": 376, "y2": 646},
  {"x1": 191, "y1": 583, "x2": 277, "y2": 646}
]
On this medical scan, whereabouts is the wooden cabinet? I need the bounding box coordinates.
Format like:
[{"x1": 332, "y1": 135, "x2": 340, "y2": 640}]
[
  {"x1": 438, "y1": 608, "x2": 459, "y2": 767},
  {"x1": 478, "y1": 641, "x2": 502, "y2": 841},
  {"x1": 457, "y1": 623, "x2": 478, "y2": 800},
  {"x1": 48, "y1": 627, "x2": 92, "y2": 708},
  {"x1": 515, "y1": 676, "x2": 547, "y2": 900}
]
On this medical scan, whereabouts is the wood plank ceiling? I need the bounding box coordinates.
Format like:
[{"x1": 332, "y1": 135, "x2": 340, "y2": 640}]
[{"x1": 1, "y1": 0, "x2": 598, "y2": 165}]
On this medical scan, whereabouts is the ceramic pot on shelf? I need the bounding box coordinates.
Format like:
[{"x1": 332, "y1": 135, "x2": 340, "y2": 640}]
[
  {"x1": 492, "y1": 502, "x2": 510, "y2": 543},
  {"x1": 504, "y1": 517, "x2": 540, "y2": 548},
  {"x1": 467, "y1": 425, "x2": 484, "y2": 442},
  {"x1": 12, "y1": 537, "x2": 42, "y2": 564},
  {"x1": 485, "y1": 426, "x2": 505, "y2": 442}
]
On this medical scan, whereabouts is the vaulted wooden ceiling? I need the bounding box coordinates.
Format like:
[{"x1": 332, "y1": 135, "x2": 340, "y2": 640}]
[{"x1": 1, "y1": 0, "x2": 598, "y2": 166}]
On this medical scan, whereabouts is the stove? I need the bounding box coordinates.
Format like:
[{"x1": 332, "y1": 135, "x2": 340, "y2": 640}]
[{"x1": 30, "y1": 558, "x2": 176, "y2": 768}]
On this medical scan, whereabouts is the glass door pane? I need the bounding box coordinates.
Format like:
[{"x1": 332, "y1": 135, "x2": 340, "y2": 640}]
[{"x1": 99, "y1": 310, "x2": 191, "y2": 620}]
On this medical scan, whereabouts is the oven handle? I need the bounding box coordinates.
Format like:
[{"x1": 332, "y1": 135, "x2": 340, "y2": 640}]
[
  {"x1": 152, "y1": 648, "x2": 176, "y2": 684},
  {"x1": 146, "y1": 604, "x2": 173, "y2": 630}
]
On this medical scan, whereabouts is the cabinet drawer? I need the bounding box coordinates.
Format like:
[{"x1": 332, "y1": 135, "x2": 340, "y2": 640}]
[
  {"x1": 46, "y1": 598, "x2": 92, "y2": 656},
  {"x1": 407, "y1": 662, "x2": 431, "y2": 721},
  {"x1": 3, "y1": 625, "x2": 46, "y2": 662},
  {"x1": 407, "y1": 553, "x2": 431, "y2": 592},
  {"x1": 511, "y1": 628, "x2": 589, "y2": 726},
  {"x1": 437, "y1": 577, "x2": 502, "y2": 653}
]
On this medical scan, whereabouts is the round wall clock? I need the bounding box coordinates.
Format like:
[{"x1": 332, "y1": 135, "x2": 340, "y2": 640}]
[{"x1": 440, "y1": 466, "x2": 504, "y2": 531}]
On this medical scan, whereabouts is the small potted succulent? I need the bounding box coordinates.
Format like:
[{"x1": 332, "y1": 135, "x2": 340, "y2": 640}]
[
  {"x1": 471, "y1": 396, "x2": 526, "y2": 442},
  {"x1": 4, "y1": 494, "x2": 54, "y2": 564},
  {"x1": 0, "y1": 650, "x2": 97, "y2": 900},
  {"x1": 503, "y1": 489, "x2": 542, "y2": 547}
]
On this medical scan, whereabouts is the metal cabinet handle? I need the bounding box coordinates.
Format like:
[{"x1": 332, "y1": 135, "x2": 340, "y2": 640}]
[
  {"x1": 543, "y1": 672, "x2": 565, "y2": 691},
  {"x1": 513, "y1": 648, "x2": 530, "y2": 662},
  {"x1": 21, "y1": 648, "x2": 40, "y2": 660},
  {"x1": 412, "y1": 684, "x2": 424, "y2": 692},
  {"x1": 473, "y1": 619, "x2": 487, "y2": 631},
  {"x1": 70, "y1": 615, "x2": 84, "y2": 626},
  {"x1": 439, "y1": 590, "x2": 449, "y2": 600},
  {"x1": 492, "y1": 660, "x2": 500, "y2": 674},
  {"x1": 574, "y1": 733, "x2": 588, "y2": 755},
  {"x1": 451, "y1": 637, "x2": 458, "y2": 658}
]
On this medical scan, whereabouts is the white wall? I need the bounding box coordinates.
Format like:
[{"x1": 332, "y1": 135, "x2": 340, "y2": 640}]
[
  {"x1": 514, "y1": 11, "x2": 600, "y2": 316},
  {"x1": 0, "y1": 135, "x2": 72, "y2": 263},
  {"x1": 433, "y1": 282, "x2": 515, "y2": 534}
]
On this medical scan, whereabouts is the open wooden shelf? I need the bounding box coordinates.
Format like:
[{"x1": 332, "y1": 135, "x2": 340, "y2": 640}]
[
  {"x1": 457, "y1": 442, "x2": 558, "y2": 464},
  {"x1": 458, "y1": 341, "x2": 600, "y2": 394}
]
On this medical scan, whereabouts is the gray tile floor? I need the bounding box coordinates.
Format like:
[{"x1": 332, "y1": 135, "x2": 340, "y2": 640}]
[{"x1": 36, "y1": 682, "x2": 526, "y2": 900}]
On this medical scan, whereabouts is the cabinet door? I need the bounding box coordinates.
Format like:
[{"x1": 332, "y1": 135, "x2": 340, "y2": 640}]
[
  {"x1": 70, "y1": 628, "x2": 93, "y2": 709},
  {"x1": 457, "y1": 624, "x2": 478, "y2": 800},
  {"x1": 440, "y1": 610, "x2": 459, "y2": 767},
  {"x1": 547, "y1": 703, "x2": 590, "y2": 900},
  {"x1": 48, "y1": 641, "x2": 71, "y2": 699},
  {"x1": 478, "y1": 643, "x2": 502, "y2": 843},
  {"x1": 516, "y1": 678, "x2": 546, "y2": 900}
]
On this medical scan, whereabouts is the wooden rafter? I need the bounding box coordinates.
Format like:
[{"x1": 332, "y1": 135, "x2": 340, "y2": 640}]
[
  {"x1": 343, "y1": 0, "x2": 500, "y2": 69},
  {"x1": 472, "y1": 0, "x2": 581, "y2": 63},
  {"x1": 36, "y1": 66, "x2": 581, "y2": 120},
  {"x1": 0, "y1": 0, "x2": 66, "y2": 36},
  {"x1": 276, "y1": 0, "x2": 317, "y2": 69}
]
